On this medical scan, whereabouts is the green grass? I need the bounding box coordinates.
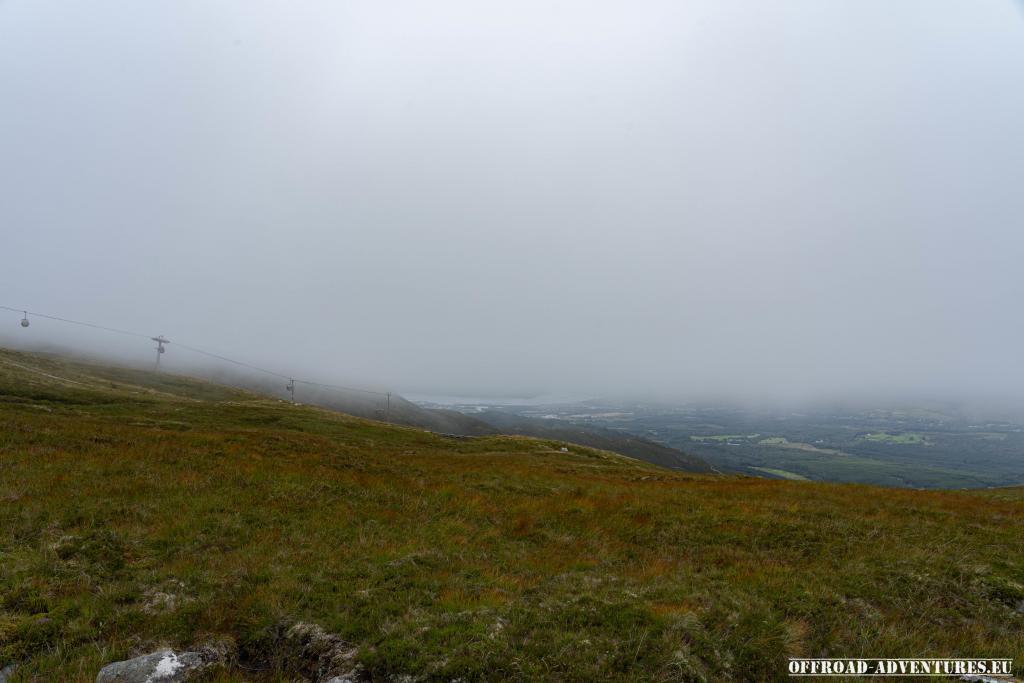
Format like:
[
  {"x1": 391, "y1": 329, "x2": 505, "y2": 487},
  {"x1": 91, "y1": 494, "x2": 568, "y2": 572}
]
[
  {"x1": 742, "y1": 451, "x2": 991, "y2": 489},
  {"x1": 749, "y1": 467, "x2": 809, "y2": 481},
  {"x1": 757, "y1": 437, "x2": 845, "y2": 456},
  {"x1": 1, "y1": 349, "x2": 1023, "y2": 681},
  {"x1": 689, "y1": 434, "x2": 758, "y2": 442},
  {"x1": 862, "y1": 432, "x2": 927, "y2": 445}
]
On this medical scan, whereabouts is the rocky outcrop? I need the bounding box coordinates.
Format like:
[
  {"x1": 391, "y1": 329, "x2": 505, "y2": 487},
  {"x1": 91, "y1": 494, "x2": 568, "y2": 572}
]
[
  {"x1": 94, "y1": 643, "x2": 232, "y2": 683},
  {"x1": 93, "y1": 622, "x2": 361, "y2": 682}
]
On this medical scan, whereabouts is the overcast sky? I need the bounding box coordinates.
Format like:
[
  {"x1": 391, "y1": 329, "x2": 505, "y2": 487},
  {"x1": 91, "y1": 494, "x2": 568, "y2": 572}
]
[{"x1": 2, "y1": 1, "x2": 1023, "y2": 401}]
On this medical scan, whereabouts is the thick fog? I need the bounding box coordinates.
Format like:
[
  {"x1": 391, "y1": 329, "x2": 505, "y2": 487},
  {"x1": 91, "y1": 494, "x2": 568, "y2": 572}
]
[{"x1": 2, "y1": 1, "x2": 1023, "y2": 402}]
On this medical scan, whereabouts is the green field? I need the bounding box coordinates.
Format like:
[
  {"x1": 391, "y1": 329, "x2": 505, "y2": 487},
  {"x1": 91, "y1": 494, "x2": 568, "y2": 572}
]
[
  {"x1": 1, "y1": 349, "x2": 1023, "y2": 681},
  {"x1": 750, "y1": 467, "x2": 810, "y2": 481},
  {"x1": 689, "y1": 434, "x2": 759, "y2": 442},
  {"x1": 862, "y1": 432, "x2": 927, "y2": 444},
  {"x1": 757, "y1": 437, "x2": 845, "y2": 456}
]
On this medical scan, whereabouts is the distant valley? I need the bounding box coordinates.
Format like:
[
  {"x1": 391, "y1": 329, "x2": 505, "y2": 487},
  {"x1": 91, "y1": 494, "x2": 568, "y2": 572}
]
[{"x1": 419, "y1": 398, "x2": 1024, "y2": 489}]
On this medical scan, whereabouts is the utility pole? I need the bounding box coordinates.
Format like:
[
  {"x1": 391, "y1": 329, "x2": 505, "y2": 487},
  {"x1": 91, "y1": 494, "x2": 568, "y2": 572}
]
[
  {"x1": 386, "y1": 392, "x2": 391, "y2": 421},
  {"x1": 286, "y1": 378, "x2": 295, "y2": 404},
  {"x1": 151, "y1": 336, "x2": 170, "y2": 370}
]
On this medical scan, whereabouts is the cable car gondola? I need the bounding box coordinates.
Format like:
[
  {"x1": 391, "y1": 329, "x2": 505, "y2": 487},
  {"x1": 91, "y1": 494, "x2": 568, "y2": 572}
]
[{"x1": 20, "y1": 311, "x2": 29, "y2": 328}]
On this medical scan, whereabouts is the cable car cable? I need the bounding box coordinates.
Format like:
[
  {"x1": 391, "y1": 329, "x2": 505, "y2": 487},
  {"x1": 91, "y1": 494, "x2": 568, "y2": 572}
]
[{"x1": 0, "y1": 304, "x2": 389, "y2": 398}]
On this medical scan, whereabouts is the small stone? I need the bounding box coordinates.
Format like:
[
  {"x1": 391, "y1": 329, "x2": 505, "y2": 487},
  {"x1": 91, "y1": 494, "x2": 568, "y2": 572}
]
[
  {"x1": 95, "y1": 650, "x2": 208, "y2": 683},
  {"x1": 0, "y1": 664, "x2": 17, "y2": 683}
]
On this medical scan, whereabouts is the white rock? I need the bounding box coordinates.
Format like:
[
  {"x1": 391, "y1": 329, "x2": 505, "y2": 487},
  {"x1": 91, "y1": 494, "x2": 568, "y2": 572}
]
[{"x1": 95, "y1": 650, "x2": 209, "y2": 683}]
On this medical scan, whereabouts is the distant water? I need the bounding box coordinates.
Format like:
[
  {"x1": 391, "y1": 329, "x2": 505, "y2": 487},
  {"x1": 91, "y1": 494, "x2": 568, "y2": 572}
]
[{"x1": 405, "y1": 392, "x2": 590, "y2": 407}]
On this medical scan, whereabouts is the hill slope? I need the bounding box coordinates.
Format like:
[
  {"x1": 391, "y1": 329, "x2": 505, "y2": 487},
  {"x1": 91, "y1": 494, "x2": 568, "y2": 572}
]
[
  {"x1": 0, "y1": 348, "x2": 1022, "y2": 681},
  {"x1": 3, "y1": 338, "x2": 708, "y2": 473},
  {"x1": 471, "y1": 409, "x2": 713, "y2": 473},
  {"x1": 202, "y1": 368, "x2": 711, "y2": 472}
]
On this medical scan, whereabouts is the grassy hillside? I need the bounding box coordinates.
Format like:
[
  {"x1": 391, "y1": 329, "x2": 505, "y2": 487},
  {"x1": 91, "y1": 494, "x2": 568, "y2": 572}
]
[
  {"x1": 222, "y1": 371, "x2": 499, "y2": 438},
  {"x1": 1, "y1": 348, "x2": 1023, "y2": 681},
  {"x1": 4, "y1": 340, "x2": 709, "y2": 473}
]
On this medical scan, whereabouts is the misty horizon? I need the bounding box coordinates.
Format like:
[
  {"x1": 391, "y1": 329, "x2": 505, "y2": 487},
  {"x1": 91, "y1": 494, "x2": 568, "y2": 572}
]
[{"x1": 3, "y1": 1, "x2": 1024, "y2": 404}]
